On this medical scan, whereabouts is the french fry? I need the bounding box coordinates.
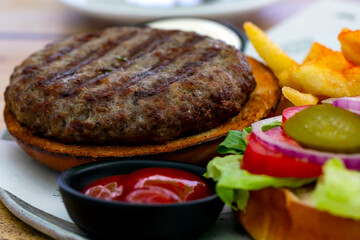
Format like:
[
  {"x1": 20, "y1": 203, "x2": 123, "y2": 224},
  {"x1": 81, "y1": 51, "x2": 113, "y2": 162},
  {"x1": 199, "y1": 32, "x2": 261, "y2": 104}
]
[
  {"x1": 303, "y1": 42, "x2": 335, "y2": 63},
  {"x1": 310, "y1": 50, "x2": 353, "y2": 72},
  {"x1": 343, "y1": 67, "x2": 360, "y2": 96},
  {"x1": 282, "y1": 86, "x2": 318, "y2": 106},
  {"x1": 278, "y1": 63, "x2": 354, "y2": 97},
  {"x1": 245, "y1": 22, "x2": 360, "y2": 99},
  {"x1": 243, "y1": 22, "x2": 298, "y2": 78},
  {"x1": 279, "y1": 43, "x2": 357, "y2": 97},
  {"x1": 338, "y1": 28, "x2": 360, "y2": 65}
]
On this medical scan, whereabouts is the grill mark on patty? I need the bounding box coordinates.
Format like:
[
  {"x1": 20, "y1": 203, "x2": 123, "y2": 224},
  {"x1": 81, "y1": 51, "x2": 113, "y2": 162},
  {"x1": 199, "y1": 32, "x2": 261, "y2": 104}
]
[
  {"x1": 134, "y1": 46, "x2": 222, "y2": 98},
  {"x1": 40, "y1": 29, "x2": 139, "y2": 87},
  {"x1": 105, "y1": 34, "x2": 207, "y2": 96},
  {"x1": 75, "y1": 32, "x2": 102, "y2": 43},
  {"x1": 121, "y1": 29, "x2": 177, "y2": 63},
  {"x1": 45, "y1": 32, "x2": 102, "y2": 63},
  {"x1": 19, "y1": 32, "x2": 102, "y2": 76},
  {"x1": 45, "y1": 46, "x2": 76, "y2": 63},
  {"x1": 60, "y1": 29, "x2": 178, "y2": 96},
  {"x1": 61, "y1": 32, "x2": 205, "y2": 99},
  {"x1": 115, "y1": 34, "x2": 206, "y2": 92}
]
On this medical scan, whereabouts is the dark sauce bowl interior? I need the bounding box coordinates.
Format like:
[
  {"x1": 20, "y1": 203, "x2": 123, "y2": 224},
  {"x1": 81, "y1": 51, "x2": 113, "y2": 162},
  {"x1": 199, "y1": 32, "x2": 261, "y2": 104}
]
[{"x1": 58, "y1": 159, "x2": 224, "y2": 239}]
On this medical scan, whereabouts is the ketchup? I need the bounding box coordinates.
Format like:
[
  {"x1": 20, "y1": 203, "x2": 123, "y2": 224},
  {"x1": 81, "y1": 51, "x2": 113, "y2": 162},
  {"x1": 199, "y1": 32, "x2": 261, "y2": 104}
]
[{"x1": 82, "y1": 167, "x2": 213, "y2": 204}]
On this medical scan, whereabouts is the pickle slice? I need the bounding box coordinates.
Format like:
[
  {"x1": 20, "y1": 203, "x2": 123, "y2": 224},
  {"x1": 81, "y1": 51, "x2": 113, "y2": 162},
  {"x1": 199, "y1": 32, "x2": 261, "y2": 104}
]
[{"x1": 283, "y1": 104, "x2": 360, "y2": 153}]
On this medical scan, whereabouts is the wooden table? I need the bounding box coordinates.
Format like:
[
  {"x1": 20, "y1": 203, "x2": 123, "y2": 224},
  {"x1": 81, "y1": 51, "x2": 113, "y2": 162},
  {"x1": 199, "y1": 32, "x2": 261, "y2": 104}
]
[{"x1": 0, "y1": 0, "x2": 352, "y2": 238}]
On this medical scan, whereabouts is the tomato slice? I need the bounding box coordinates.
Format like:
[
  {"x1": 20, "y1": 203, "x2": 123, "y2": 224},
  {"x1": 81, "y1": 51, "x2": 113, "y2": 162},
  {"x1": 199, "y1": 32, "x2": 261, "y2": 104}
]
[
  {"x1": 241, "y1": 128, "x2": 322, "y2": 178},
  {"x1": 282, "y1": 105, "x2": 310, "y2": 124},
  {"x1": 262, "y1": 127, "x2": 300, "y2": 147}
]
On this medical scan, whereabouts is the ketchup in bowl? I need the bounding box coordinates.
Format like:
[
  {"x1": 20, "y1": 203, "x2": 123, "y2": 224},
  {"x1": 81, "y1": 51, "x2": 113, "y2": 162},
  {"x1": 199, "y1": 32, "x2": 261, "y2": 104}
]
[
  {"x1": 82, "y1": 167, "x2": 213, "y2": 204},
  {"x1": 58, "y1": 159, "x2": 224, "y2": 239}
]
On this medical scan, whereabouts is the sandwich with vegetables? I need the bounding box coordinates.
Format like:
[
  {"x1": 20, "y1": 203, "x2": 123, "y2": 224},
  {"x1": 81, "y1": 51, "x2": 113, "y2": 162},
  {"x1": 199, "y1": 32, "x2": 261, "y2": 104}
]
[{"x1": 205, "y1": 97, "x2": 360, "y2": 240}]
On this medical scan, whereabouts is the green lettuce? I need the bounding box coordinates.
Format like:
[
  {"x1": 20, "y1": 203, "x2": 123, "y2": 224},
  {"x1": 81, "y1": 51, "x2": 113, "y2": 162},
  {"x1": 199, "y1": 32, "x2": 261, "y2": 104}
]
[
  {"x1": 215, "y1": 120, "x2": 281, "y2": 155},
  {"x1": 216, "y1": 130, "x2": 248, "y2": 155},
  {"x1": 261, "y1": 120, "x2": 281, "y2": 132},
  {"x1": 204, "y1": 155, "x2": 316, "y2": 210},
  {"x1": 313, "y1": 159, "x2": 360, "y2": 220}
]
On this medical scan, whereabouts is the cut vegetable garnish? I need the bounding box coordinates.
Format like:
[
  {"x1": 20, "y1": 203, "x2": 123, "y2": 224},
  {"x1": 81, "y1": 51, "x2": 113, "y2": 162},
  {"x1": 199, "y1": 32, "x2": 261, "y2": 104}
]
[
  {"x1": 281, "y1": 105, "x2": 310, "y2": 123},
  {"x1": 283, "y1": 104, "x2": 360, "y2": 153},
  {"x1": 251, "y1": 116, "x2": 360, "y2": 170},
  {"x1": 332, "y1": 96, "x2": 360, "y2": 116},
  {"x1": 242, "y1": 130, "x2": 322, "y2": 178},
  {"x1": 313, "y1": 159, "x2": 360, "y2": 220},
  {"x1": 204, "y1": 154, "x2": 315, "y2": 210}
]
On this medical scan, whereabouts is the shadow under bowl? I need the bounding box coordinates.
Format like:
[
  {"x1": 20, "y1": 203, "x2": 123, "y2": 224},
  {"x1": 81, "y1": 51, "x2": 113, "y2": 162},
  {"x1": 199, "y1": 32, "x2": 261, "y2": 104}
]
[{"x1": 57, "y1": 159, "x2": 224, "y2": 239}]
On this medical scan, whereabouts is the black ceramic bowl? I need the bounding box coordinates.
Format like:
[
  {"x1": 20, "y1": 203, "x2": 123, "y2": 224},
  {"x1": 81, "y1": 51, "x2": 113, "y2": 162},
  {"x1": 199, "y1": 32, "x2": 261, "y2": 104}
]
[{"x1": 58, "y1": 159, "x2": 224, "y2": 239}]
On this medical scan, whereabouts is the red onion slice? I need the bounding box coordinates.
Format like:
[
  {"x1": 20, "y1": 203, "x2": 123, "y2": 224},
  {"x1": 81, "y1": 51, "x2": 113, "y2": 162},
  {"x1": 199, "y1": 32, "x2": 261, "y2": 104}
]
[
  {"x1": 332, "y1": 96, "x2": 360, "y2": 116},
  {"x1": 321, "y1": 98, "x2": 338, "y2": 104},
  {"x1": 251, "y1": 116, "x2": 360, "y2": 170}
]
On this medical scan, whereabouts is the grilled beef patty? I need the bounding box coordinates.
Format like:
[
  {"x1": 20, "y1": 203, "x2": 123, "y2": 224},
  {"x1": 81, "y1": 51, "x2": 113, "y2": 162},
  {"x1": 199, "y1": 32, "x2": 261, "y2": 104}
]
[{"x1": 5, "y1": 27, "x2": 256, "y2": 144}]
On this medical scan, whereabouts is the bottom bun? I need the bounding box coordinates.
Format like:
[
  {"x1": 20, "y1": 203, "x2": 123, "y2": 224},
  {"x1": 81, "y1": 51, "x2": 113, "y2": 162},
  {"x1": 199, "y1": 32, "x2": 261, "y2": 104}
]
[
  {"x1": 238, "y1": 187, "x2": 360, "y2": 240},
  {"x1": 4, "y1": 57, "x2": 280, "y2": 172}
]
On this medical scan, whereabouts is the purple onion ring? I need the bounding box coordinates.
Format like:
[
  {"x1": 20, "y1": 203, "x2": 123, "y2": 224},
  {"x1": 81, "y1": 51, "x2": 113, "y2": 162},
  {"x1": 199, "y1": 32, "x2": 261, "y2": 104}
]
[{"x1": 252, "y1": 116, "x2": 360, "y2": 170}]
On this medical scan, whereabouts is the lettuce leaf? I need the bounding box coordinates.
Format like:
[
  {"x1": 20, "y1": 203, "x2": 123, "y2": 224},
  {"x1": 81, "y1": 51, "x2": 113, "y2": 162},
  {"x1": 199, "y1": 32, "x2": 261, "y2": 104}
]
[
  {"x1": 215, "y1": 121, "x2": 281, "y2": 155},
  {"x1": 313, "y1": 159, "x2": 360, "y2": 220},
  {"x1": 204, "y1": 155, "x2": 316, "y2": 210},
  {"x1": 216, "y1": 130, "x2": 247, "y2": 155},
  {"x1": 261, "y1": 120, "x2": 281, "y2": 132}
]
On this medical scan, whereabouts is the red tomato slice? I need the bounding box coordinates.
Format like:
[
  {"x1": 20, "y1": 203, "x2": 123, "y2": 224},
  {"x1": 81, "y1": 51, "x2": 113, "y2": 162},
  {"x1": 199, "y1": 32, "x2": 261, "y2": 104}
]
[
  {"x1": 262, "y1": 127, "x2": 300, "y2": 147},
  {"x1": 241, "y1": 128, "x2": 322, "y2": 178},
  {"x1": 282, "y1": 105, "x2": 310, "y2": 123}
]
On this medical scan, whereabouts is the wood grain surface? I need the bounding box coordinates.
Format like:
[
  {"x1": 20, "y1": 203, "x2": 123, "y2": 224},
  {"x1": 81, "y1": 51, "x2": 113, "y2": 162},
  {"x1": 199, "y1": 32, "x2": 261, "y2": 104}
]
[{"x1": 0, "y1": 0, "x2": 338, "y2": 238}]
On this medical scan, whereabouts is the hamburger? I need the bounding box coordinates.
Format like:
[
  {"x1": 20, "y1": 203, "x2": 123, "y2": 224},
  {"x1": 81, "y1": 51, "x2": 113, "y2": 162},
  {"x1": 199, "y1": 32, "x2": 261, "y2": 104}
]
[
  {"x1": 205, "y1": 102, "x2": 360, "y2": 240},
  {"x1": 4, "y1": 26, "x2": 280, "y2": 171}
]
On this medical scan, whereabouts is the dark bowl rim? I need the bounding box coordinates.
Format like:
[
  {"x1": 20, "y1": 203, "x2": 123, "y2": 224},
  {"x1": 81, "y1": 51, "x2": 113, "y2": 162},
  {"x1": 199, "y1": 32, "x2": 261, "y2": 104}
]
[{"x1": 58, "y1": 159, "x2": 221, "y2": 208}]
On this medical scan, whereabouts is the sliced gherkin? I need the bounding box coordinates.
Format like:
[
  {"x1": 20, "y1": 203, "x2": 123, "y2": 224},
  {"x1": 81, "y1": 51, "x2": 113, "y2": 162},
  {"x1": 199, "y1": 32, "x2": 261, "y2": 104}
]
[{"x1": 283, "y1": 104, "x2": 360, "y2": 153}]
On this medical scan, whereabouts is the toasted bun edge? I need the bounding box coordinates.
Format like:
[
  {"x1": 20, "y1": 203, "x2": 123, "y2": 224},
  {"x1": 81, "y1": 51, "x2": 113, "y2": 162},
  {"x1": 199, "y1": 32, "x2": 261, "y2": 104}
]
[{"x1": 238, "y1": 187, "x2": 360, "y2": 240}]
